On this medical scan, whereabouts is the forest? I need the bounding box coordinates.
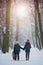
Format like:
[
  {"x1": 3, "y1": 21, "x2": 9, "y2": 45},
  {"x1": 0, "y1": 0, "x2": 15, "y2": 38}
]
[{"x1": 0, "y1": 0, "x2": 43, "y2": 53}]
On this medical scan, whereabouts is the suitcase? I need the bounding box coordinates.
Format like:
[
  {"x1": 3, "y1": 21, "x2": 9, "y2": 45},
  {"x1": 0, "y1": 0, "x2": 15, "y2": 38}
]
[{"x1": 12, "y1": 51, "x2": 16, "y2": 60}]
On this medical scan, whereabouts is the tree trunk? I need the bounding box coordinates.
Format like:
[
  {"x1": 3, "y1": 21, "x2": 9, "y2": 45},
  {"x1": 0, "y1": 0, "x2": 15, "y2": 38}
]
[
  {"x1": 16, "y1": 18, "x2": 19, "y2": 41},
  {"x1": 14, "y1": 0, "x2": 19, "y2": 41},
  {"x1": 34, "y1": 0, "x2": 42, "y2": 49},
  {"x1": 2, "y1": 0, "x2": 11, "y2": 53}
]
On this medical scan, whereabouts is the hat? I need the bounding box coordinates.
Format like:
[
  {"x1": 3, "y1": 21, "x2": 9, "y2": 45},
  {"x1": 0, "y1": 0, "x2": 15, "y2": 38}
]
[{"x1": 15, "y1": 41, "x2": 19, "y2": 44}]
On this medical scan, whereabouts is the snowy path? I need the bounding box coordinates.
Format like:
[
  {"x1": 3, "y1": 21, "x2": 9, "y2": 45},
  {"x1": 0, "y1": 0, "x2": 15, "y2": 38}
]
[{"x1": 0, "y1": 46, "x2": 43, "y2": 65}]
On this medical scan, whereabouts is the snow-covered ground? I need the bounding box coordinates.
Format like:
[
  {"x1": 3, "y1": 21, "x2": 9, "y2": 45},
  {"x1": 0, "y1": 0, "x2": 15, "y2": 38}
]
[{"x1": 0, "y1": 45, "x2": 43, "y2": 65}]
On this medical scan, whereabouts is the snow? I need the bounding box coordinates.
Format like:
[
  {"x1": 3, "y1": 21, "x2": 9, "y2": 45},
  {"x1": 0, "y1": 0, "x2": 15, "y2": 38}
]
[{"x1": 0, "y1": 45, "x2": 43, "y2": 65}]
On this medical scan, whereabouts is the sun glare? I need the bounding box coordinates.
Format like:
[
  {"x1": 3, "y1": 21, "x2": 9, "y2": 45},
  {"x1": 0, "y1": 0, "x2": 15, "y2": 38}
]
[{"x1": 15, "y1": 3, "x2": 28, "y2": 18}]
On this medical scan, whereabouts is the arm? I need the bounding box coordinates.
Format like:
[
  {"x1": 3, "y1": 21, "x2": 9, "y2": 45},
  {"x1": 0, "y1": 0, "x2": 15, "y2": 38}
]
[
  {"x1": 29, "y1": 44, "x2": 31, "y2": 48},
  {"x1": 20, "y1": 46, "x2": 24, "y2": 50},
  {"x1": 23, "y1": 44, "x2": 26, "y2": 50}
]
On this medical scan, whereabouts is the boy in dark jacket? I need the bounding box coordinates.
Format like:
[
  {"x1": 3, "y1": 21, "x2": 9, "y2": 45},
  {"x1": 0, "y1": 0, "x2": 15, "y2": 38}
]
[
  {"x1": 14, "y1": 42, "x2": 23, "y2": 60},
  {"x1": 24, "y1": 40, "x2": 31, "y2": 60}
]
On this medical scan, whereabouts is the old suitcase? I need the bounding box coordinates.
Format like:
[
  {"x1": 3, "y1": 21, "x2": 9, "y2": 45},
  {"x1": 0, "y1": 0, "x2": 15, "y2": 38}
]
[{"x1": 12, "y1": 51, "x2": 16, "y2": 60}]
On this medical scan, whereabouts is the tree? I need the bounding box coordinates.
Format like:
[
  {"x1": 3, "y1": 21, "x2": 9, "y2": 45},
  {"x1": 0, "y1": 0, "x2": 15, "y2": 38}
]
[
  {"x1": 14, "y1": 0, "x2": 20, "y2": 41},
  {"x1": 34, "y1": 0, "x2": 43, "y2": 49},
  {"x1": 2, "y1": 0, "x2": 11, "y2": 53}
]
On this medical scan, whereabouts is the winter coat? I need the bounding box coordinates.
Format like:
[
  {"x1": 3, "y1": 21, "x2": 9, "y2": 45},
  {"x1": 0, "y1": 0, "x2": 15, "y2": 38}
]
[
  {"x1": 14, "y1": 44, "x2": 21, "y2": 54},
  {"x1": 24, "y1": 41, "x2": 31, "y2": 52}
]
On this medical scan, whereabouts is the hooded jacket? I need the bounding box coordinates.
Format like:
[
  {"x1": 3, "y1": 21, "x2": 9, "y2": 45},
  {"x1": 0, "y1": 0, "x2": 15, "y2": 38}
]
[
  {"x1": 14, "y1": 44, "x2": 20, "y2": 54},
  {"x1": 24, "y1": 41, "x2": 31, "y2": 52}
]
